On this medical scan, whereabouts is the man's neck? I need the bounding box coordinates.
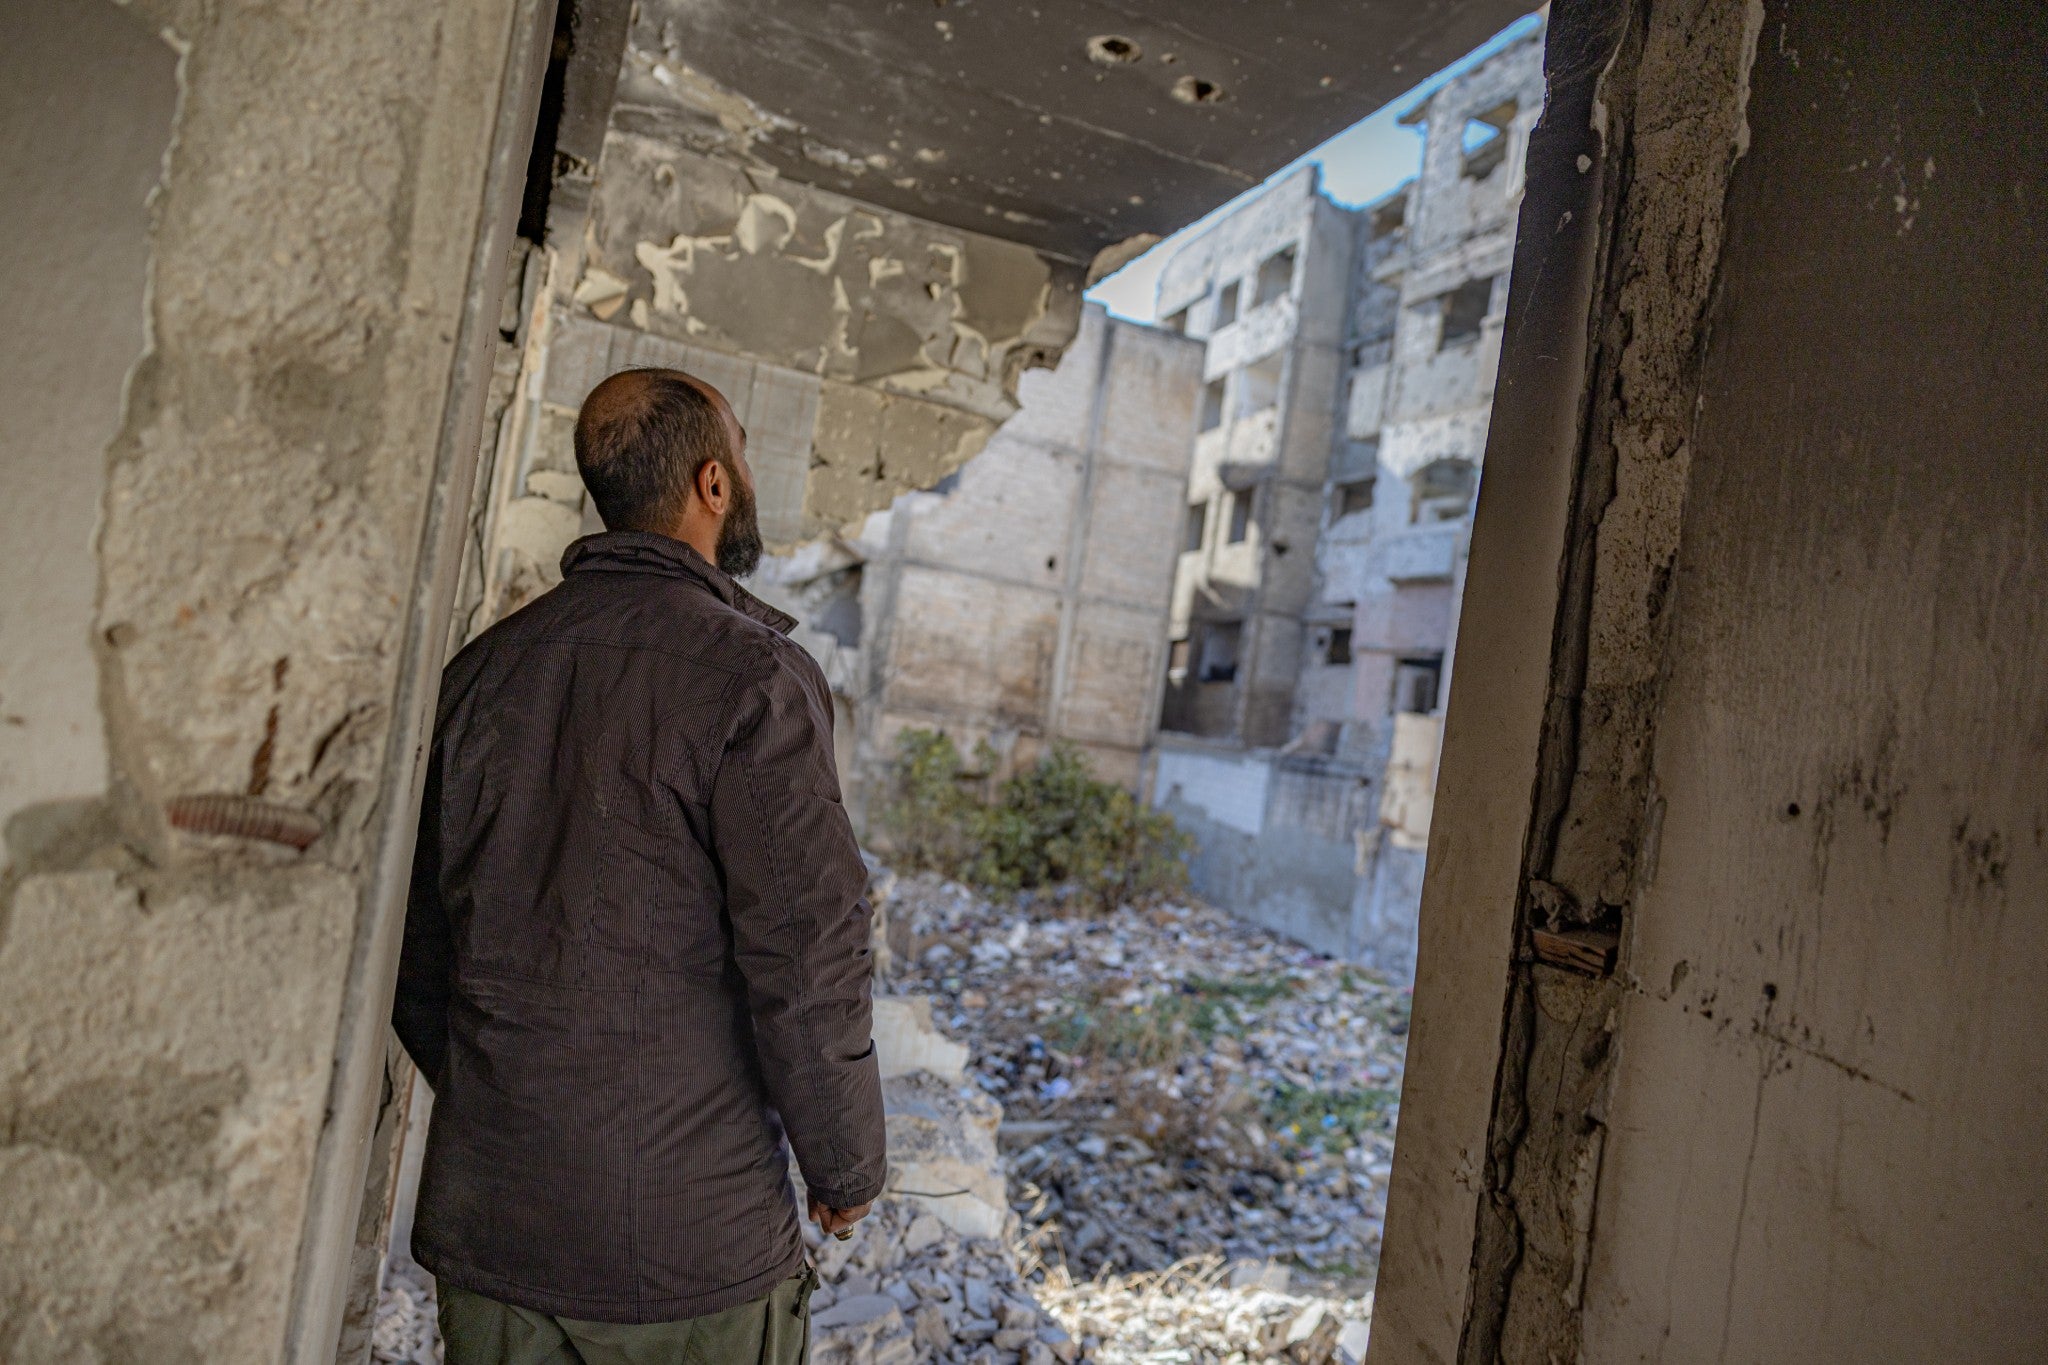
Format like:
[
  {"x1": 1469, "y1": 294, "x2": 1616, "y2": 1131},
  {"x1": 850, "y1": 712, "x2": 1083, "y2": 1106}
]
[{"x1": 665, "y1": 514, "x2": 720, "y2": 570}]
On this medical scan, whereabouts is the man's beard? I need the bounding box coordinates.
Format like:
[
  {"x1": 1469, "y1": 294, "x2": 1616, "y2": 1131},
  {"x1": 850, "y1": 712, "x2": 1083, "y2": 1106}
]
[{"x1": 715, "y1": 471, "x2": 764, "y2": 578}]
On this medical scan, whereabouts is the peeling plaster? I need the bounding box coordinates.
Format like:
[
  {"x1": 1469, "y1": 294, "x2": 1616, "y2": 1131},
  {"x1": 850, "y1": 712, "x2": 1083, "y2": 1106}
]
[
  {"x1": 577, "y1": 131, "x2": 1081, "y2": 531},
  {"x1": 593, "y1": 133, "x2": 1078, "y2": 426}
]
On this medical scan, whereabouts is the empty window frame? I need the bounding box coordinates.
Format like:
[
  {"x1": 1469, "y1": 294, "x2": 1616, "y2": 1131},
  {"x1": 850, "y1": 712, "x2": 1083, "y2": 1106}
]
[
  {"x1": 1461, "y1": 100, "x2": 1517, "y2": 179},
  {"x1": 1394, "y1": 656, "x2": 1443, "y2": 713},
  {"x1": 1197, "y1": 621, "x2": 1242, "y2": 683},
  {"x1": 1184, "y1": 501, "x2": 1208, "y2": 553},
  {"x1": 1199, "y1": 378, "x2": 1227, "y2": 432},
  {"x1": 1160, "y1": 306, "x2": 1190, "y2": 334},
  {"x1": 1167, "y1": 637, "x2": 1191, "y2": 681},
  {"x1": 1226, "y1": 489, "x2": 1254, "y2": 544},
  {"x1": 1253, "y1": 245, "x2": 1297, "y2": 307},
  {"x1": 1439, "y1": 275, "x2": 1495, "y2": 348},
  {"x1": 1370, "y1": 194, "x2": 1408, "y2": 237},
  {"x1": 1333, "y1": 478, "x2": 1375, "y2": 519},
  {"x1": 1410, "y1": 456, "x2": 1478, "y2": 523},
  {"x1": 1214, "y1": 279, "x2": 1241, "y2": 327},
  {"x1": 1324, "y1": 626, "x2": 1354, "y2": 666},
  {"x1": 1241, "y1": 353, "x2": 1285, "y2": 414}
]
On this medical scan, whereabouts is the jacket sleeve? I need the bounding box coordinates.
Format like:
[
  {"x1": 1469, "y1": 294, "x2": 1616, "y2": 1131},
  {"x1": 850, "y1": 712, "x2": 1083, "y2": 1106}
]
[
  {"x1": 392, "y1": 744, "x2": 453, "y2": 1091},
  {"x1": 710, "y1": 648, "x2": 886, "y2": 1209}
]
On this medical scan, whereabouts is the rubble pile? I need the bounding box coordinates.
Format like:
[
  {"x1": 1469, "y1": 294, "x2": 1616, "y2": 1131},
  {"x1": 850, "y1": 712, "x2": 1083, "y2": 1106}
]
[
  {"x1": 886, "y1": 875, "x2": 1409, "y2": 1292},
  {"x1": 804, "y1": 1196, "x2": 1077, "y2": 1365},
  {"x1": 376, "y1": 871, "x2": 1408, "y2": 1361},
  {"x1": 370, "y1": 1258, "x2": 441, "y2": 1365},
  {"x1": 1035, "y1": 1257, "x2": 1371, "y2": 1365}
]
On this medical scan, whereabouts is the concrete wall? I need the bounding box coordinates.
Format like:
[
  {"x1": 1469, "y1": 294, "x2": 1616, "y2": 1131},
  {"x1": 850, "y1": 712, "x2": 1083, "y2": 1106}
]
[
  {"x1": 836, "y1": 306, "x2": 1201, "y2": 803},
  {"x1": 1581, "y1": 0, "x2": 2048, "y2": 1353},
  {"x1": 1154, "y1": 740, "x2": 1375, "y2": 961},
  {"x1": 1373, "y1": 0, "x2": 2048, "y2": 1359},
  {"x1": 0, "y1": 0, "x2": 544, "y2": 1358},
  {"x1": 0, "y1": 2, "x2": 174, "y2": 867}
]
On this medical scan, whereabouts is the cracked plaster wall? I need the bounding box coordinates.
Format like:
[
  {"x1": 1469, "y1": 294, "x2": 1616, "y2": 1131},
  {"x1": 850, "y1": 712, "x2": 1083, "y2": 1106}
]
[
  {"x1": 0, "y1": 0, "x2": 532, "y2": 1357},
  {"x1": 1573, "y1": 0, "x2": 2048, "y2": 1355},
  {"x1": 1377, "y1": 0, "x2": 2048, "y2": 1360}
]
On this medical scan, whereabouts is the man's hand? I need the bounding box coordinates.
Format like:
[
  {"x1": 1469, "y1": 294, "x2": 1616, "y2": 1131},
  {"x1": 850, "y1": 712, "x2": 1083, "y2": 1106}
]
[{"x1": 809, "y1": 1197, "x2": 873, "y2": 1240}]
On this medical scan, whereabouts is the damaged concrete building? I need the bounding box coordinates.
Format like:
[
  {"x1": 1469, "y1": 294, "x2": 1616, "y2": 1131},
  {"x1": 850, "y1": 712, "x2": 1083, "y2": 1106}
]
[
  {"x1": 1150, "y1": 27, "x2": 1545, "y2": 978},
  {"x1": 3, "y1": 0, "x2": 2046, "y2": 1361},
  {"x1": 758, "y1": 303, "x2": 1204, "y2": 811}
]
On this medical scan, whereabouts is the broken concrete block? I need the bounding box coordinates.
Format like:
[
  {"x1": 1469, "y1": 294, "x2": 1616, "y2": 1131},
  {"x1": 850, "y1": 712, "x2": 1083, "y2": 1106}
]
[
  {"x1": 812, "y1": 1293, "x2": 902, "y2": 1332},
  {"x1": 900, "y1": 1212, "x2": 945, "y2": 1255},
  {"x1": 1228, "y1": 1259, "x2": 1293, "y2": 1293},
  {"x1": 872, "y1": 994, "x2": 969, "y2": 1083}
]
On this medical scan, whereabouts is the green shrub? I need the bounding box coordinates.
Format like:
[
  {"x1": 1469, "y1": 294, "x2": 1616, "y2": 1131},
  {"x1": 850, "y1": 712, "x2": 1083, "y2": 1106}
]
[
  {"x1": 877, "y1": 730, "x2": 1190, "y2": 909},
  {"x1": 873, "y1": 728, "x2": 985, "y2": 874}
]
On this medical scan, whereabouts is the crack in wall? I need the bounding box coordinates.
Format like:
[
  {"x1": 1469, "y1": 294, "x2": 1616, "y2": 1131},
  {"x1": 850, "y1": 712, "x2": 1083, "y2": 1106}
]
[{"x1": 1459, "y1": 0, "x2": 1766, "y2": 1358}]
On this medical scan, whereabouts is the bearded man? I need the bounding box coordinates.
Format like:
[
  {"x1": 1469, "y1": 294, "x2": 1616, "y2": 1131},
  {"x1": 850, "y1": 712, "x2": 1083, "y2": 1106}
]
[{"x1": 393, "y1": 368, "x2": 884, "y2": 1364}]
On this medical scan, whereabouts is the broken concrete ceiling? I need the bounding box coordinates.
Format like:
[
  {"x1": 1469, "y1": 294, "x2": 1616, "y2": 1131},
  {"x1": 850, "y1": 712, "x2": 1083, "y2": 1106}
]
[{"x1": 615, "y1": 0, "x2": 1542, "y2": 267}]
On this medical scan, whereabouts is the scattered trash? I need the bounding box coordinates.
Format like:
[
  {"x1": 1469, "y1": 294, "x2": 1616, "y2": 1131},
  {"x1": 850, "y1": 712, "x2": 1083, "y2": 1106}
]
[{"x1": 377, "y1": 871, "x2": 1409, "y2": 1362}]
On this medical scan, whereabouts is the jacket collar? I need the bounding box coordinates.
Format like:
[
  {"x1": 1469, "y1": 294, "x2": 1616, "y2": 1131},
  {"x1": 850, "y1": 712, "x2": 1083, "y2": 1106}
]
[{"x1": 560, "y1": 531, "x2": 797, "y2": 635}]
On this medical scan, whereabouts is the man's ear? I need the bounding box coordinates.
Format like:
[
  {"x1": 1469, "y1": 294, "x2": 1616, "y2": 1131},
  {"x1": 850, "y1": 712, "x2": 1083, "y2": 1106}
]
[{"x1": 695, "y1": 456, "x2": 727, "y2": 515}]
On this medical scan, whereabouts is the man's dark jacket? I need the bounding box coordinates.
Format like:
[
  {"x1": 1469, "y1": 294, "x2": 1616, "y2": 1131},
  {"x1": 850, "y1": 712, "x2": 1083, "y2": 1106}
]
[{"x1": 393, "y1": 531, "x2": 886, "y2": 1324}]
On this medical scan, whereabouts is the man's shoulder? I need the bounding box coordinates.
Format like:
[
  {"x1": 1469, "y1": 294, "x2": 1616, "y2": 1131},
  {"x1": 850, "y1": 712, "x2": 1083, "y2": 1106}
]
[{"x1": 453, "y1": 571, "x2": 789, "y2": 678}]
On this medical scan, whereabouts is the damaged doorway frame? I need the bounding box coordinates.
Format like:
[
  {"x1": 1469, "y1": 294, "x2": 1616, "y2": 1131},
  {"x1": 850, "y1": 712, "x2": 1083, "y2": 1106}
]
[
  {"x1": 281, "y1": 0, "x2": 561, "y2": 1359},
  {"x1": 300, "y1": 2, "x2": 1588, "y2": 1356}
]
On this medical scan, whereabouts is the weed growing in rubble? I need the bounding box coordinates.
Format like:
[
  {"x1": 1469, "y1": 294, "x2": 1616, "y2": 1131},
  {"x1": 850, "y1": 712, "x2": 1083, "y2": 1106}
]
[
  {"x1": 1048, "y1": 974, "x2": 1296, "y2": 1066},
  {"x1": 878, "y1": 729, "x2": 1191, "y2": 909},
  {"x1": 1261, "y1": 1083, "x2": 1400, "y2": 1151}
]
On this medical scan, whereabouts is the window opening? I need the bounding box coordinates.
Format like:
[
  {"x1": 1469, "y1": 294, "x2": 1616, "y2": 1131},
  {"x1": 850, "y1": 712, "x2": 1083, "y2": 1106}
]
[
  {"x1": 1167, "y1": 637, "x2": 1190, "y2": 681},
  {"x1": 1370, "y1": 194, "x2": 1408, "y2": 236},
  {"x1": 1333, "y1": 479, "x2": 1375, "y2": 519},
  {"x1": 1394, "y1": 656, "x2": 1443, "y2": 713},
  {"x1": 1241, "y1": 353, "x2": 1284, "y2": 414},
  {"x1": 1439, "y1": 275, "x2": 1494, "y2": 348},
  {"x1": 1324, "y1": 626, "x2": 1354, "y2": 666},
  {"x1": 1253, "y1": 246, "x2": 1297, "y2": 308},
  {"x1": 1214, "y1": 280, "x2": 1240, "y2": 327},
  {"x1": 1197, "y1": 622, "x2": 1242, "y2": 683},
  {"x1": 1460, "y1": 100, "x2": 1517, "y2": 179},
  {"x1": 1226, "y1": 490, "x2": 1254, "y2": 544},
  {"x1": 1184, "y1": 501, "x2": 1208, "y2": 553},
  {"x1": 1161, "y1": 306, "x2": 1189, "y2": 334},
  {"x1": 1409, "y1": 457, "x2": 1477, "y2": 523},
  {"x1": 1199, "y1": 378, "x2": 1226, "y2": 432}
]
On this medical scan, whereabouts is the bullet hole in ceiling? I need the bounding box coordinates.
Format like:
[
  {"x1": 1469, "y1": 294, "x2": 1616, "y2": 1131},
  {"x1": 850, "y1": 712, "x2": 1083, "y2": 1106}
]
[{"x1": 1087, "y1": 35, "x2": 1143, "y2": 67}]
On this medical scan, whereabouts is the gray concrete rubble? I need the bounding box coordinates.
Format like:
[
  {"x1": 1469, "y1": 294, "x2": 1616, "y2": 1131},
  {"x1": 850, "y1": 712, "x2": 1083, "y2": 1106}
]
[
  {"x1": 890, "y1": 877, "x2": 1406, "y2": 1290},
  {"x1": 375, "y1": 868, "x2": 1398, "y2": 1361}
]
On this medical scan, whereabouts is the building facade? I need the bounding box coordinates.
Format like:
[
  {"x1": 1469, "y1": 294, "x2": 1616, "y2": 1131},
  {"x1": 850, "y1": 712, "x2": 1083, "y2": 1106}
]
[
  {"x1": 756, "y1": 303, "x2": 1204, "y2": 819},
  {"x1": 1150, "y1": 26, "x2": 1546, "y2": 978}
]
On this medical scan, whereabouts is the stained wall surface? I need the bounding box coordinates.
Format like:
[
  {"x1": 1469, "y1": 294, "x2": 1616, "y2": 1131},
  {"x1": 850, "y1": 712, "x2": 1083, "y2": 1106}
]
[
  {"x1": 1580, "y1": 1, "x2": 2048, "y2": 1353},
  {"x1": 1374, "y1": 0, "x2": 2048, "y2": 1359},
  {"x1": 0, "y1": 1, "x2": 175, "y2": 855}
]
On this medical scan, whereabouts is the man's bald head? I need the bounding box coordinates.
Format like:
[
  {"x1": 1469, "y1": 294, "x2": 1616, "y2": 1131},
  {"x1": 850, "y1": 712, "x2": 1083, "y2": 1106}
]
[{"x1": 573, "y1": 368, "x2": 739, "y2": 535}]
